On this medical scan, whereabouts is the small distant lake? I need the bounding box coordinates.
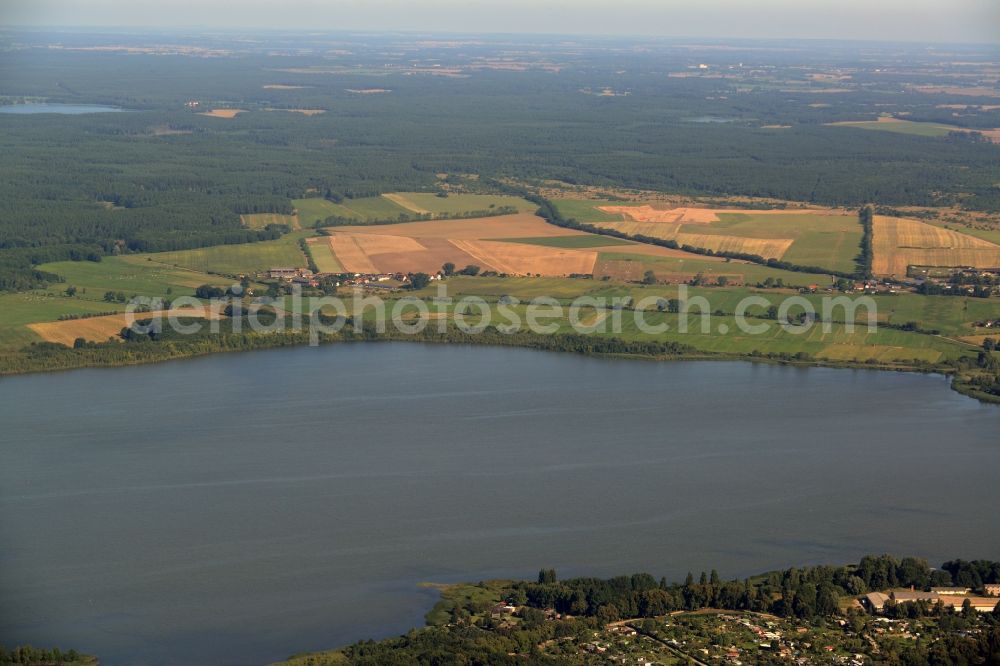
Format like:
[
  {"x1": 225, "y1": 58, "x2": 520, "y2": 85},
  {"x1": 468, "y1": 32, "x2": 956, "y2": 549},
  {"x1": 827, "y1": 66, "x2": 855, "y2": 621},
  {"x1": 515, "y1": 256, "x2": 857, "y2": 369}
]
[
  {"x1": 684, "y1": 115, "x2": 740, "y2": 123},
  {"x1": 0, "y1": 103, "x2": 125, "y2": 115},
  {"x1": 1, "y1": 343, "x2": 999, "y2": 665}
]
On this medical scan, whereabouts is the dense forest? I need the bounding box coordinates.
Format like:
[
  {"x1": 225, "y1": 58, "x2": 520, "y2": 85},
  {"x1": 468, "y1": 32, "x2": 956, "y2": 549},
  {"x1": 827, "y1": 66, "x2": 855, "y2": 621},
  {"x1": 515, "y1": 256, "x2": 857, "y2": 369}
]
[
  {"x1": 514, "y1": 555, "x2": 1000, "y2": 621},
  {"x1": 1, "y1": 32, "x2": 999, "y2": 290}
]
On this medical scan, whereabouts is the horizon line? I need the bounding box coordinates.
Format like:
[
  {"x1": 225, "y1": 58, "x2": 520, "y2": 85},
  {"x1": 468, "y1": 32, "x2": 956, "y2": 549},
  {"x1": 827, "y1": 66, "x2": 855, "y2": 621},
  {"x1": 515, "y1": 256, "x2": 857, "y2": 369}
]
[{"x1": 3, "y1": 25, "x2": 1000, "y2": 48}]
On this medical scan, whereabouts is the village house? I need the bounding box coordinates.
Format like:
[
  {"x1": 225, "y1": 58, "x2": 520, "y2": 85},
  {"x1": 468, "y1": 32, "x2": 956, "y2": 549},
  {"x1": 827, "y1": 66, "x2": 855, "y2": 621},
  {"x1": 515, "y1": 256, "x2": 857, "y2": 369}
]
[
  {"x1": 985, "y1": 584, "x2": 1000, "y2": 597},
  {"x1": 268, "y1": 267, "x2": 314, "y2": 281}
]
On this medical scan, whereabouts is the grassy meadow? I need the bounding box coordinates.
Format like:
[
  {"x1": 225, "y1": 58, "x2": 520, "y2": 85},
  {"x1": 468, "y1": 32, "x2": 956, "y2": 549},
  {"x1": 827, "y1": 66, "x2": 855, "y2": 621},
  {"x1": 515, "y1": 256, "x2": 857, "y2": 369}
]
[
  {"x1": 0, "y1": 293, "x2": 128, "y2": 350},
  {"x1": 712, "y1": 213, "x2": 861, "y2": 273},
  {"x1": 386, "y1": 192, "x2": 536, "y2": 216},
  {"x1": 305, "y1": 239, "x2": 344, "y2": 273},
  {"x1": 138, "y1": 231, "x2": 313, "y2": 276},
  {"x1": 293, "y1": 198, "x2": 365, "y2": 226},
  {"x1": 37, "y1": 256, "x2": 225, "y2": 299},
  {"x1": 552, "y1": 198, "x2": 630, "y2": 223},
  {"x1": 294, "y1": 193, "x2": 537, "y2": 227},
  {"x1": 240, "y1": 212, "x2": 300, "y2": 230},
  {"x1": 595, "y1": 251, "x2": 820, "y2": 285},
  {"x1": 828, "y1": 119, "x2": 961, "y2": 137},
  {"x1": 0, "y1": 256, "x2": 230, "y2": 350}
]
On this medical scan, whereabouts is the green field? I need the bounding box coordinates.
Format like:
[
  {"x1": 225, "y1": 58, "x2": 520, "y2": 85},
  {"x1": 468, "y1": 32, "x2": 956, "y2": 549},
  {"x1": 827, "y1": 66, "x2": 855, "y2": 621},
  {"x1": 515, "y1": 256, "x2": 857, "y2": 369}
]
[
  {"x1": 597, "y1": 251, "x2": 823, "y2": 285},
  {"x1": 0, "y1": 292, "x2": 129, "y2": 350},
  {"x1": 294, "y1": 195, "x2": 412, "y2": 223},
  {"x1": 140, "y1": 231, "x2": 312, "y2": 276},
  {"x1": 305, "y1": 240, "x2": 343, "y2": 273},
  {"x1": 406, "y1": 277, "x2": 970, "y2": 363},
  {"x1": 552, "y1": 198, "x2": 631, "y2": 223},
  {"x1": 296, "y1": 192, "x2": 538, "y2": 226},
  {"x1": 3, "y1": 267, "x2": 996, "y2": 374},
  {"x1": 240, "y1": 213, "x2": 300, "y2": 230},
  {"x1": 410, "y1": 275, "x2": 998, "y2": 362},
  {"x1": 338, "y1": 195, "x2": 411, "y2": 220},
  {"x1": 829, "y1": 119, "x2": 961, "y2": 137},
  {"x1": 496, "y1": 235, "x2": 634, "y2": 248},
  {"x1": 293, "y1": 198, "x2": 364, "y2": 226},
  {"x1": 711, "y1": 212, "x2": 861, "y2": 272},
  {"x1": 0, "y1": 256, "x2": 232, "y2": 350},
  {"x1": 36, "y1": 256, "x2": 225, "y2": 299},
  {"x1": 386, "y1": 192, "x2": 536, "y2": 216}
]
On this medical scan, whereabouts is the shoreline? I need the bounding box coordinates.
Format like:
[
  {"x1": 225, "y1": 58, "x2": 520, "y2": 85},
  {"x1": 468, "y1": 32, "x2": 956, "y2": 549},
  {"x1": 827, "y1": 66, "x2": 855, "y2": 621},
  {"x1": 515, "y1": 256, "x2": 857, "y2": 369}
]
[{"x1": 3, "y1": 328, "x2": 995, "y2": 404}]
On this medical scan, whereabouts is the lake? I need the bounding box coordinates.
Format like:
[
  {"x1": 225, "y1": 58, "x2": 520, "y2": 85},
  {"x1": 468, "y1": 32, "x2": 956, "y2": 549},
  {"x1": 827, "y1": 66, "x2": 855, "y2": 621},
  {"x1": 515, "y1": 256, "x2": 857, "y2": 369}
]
[
  {"x1": 1, "y1": 343, "x2": 998, "y2": 665},
  {"x1": 0, "y1": 103, "x2": 124, "y2": 115},
  {"x1": 683, "y1": 115, "x2": 740, "y2": 123}
]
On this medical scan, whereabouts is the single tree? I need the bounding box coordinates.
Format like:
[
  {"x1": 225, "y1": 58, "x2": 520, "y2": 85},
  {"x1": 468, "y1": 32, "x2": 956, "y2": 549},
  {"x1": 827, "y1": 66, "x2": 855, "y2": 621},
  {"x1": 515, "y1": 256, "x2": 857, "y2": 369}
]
[{"x1": 409, "y1": 272, "x2": 431, "y2": 290}]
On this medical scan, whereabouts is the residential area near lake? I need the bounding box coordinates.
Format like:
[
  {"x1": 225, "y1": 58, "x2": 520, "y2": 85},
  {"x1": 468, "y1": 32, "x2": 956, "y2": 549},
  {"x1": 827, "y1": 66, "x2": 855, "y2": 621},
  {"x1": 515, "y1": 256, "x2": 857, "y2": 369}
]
[{"x1": 1, "y1": 2, "x2": 999, "y2": 664}]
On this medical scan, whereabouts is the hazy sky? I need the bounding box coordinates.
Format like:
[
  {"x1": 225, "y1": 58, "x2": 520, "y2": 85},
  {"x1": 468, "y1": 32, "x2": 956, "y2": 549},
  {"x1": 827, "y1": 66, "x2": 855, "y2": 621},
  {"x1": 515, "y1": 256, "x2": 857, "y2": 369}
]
[{"x1": 4, "y1": 0, "x2": 999, "y2": 43}]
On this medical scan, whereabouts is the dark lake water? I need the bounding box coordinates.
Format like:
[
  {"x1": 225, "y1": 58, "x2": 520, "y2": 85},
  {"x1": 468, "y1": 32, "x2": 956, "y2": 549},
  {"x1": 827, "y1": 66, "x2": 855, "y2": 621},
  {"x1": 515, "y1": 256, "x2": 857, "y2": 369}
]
[
  {"x1": 1, "y1": 343, "x2": 998, "y2": 665},
  {"x1": 0, "y1": 103, "x2": 124, "y2": 114}
]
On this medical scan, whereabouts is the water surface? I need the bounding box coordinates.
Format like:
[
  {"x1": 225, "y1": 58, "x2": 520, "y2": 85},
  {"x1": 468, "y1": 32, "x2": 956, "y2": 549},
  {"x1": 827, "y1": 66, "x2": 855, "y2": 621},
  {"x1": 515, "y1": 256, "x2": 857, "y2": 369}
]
[
  {"x1": 0, "y1": 103, "x2": 124, "y2": 114},
  {"x1": 1, "y1": 343, "x2": 998, "y2": 664}
]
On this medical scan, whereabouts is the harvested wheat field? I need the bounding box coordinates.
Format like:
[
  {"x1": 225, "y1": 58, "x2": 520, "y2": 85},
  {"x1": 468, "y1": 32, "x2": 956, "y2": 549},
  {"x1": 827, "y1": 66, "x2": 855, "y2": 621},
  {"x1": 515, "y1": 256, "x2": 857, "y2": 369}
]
[
  {"x1": 674, "y1": 233, "x2": 793, "y2": 258},
  {"x1": 597, "y1": 205, "x2": 720, "y2": 224},
  {"x1": 596, "y1": 204, "x2": 830, "y2": 224},
  {"x1": 198, "y1": 108, "x2": 246, "y2": 118},
  {"x1": 872, "y1": 216, "x2": 1000, "y2": 276},
  {"x1": 592, "y1": 220, "x2": 793, "y2": 260},
  {"x1": 975, "y1": 128, "x2": 1000, "y2": 144},
  {"x1": 570, "y1": 202, "x2": 857, "y2": 268},
  {"x1": 28, "y1": 307, "x2": 222, "y2": 346},
  {"x1": 327, "y1": 236, "x2": 380, "y2": 273},
  {"x1": 321, "y1": 213, "x2": 745, "y2": 277},
  {"x1": 449, "y1": 240, "x2": 598, "y2": 275},
  {"x1": 323, "y1": 213, "x2": 606, "y2": 276},
  {"x1": 599, "y1": 220, "x2": 683, "y2": 238}
]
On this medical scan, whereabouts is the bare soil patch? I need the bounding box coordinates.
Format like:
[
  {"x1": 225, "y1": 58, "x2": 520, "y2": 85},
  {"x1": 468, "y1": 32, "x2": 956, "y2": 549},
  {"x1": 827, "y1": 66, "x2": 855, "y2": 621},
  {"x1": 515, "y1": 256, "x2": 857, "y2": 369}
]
[{"x1": 198, "y1": 109, "x2": 246, "y2": 118}]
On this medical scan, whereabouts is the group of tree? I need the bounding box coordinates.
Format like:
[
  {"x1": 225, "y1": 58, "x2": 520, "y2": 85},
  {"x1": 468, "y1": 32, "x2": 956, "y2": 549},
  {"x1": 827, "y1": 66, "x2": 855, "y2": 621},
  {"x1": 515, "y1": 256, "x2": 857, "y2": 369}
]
[
  {"x1": 440, "y1": 263, "x2": 481, "y2": 277},
  {"x1": 0, "y1": 645, "x2": 86, "y2": 665},
  {"x1": 510, "y1": 555, "x2": 1000, "y2": 623},
  {"x1": 858, "y1": 204, "x2": 874, "y2": 280}
]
